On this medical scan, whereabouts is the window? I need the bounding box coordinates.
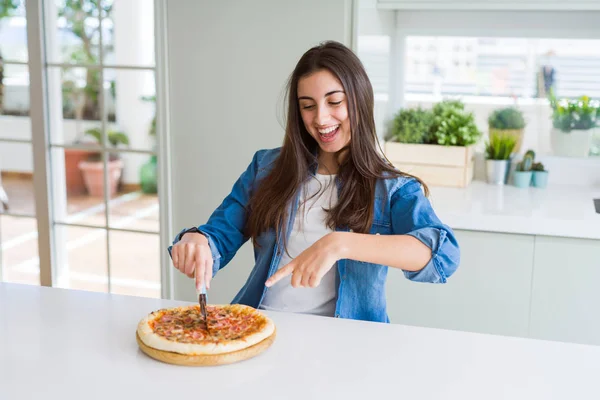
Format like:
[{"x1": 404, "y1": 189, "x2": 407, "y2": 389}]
[
  {"x1": 405, "y1": 37, "x2": 600, "y2": 100},
  {"x1": 403, "y1": 36, "x2": 600, "y2": 156},
  {"x1": 357, "y1": 8, "x2": 600, "y2": 158},
  {"x1": 0, "y1": 0, "x2": 167, "y2": 298}
]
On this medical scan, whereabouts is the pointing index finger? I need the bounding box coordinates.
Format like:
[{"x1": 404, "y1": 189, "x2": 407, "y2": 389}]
[{"x1": 265, "y1": 262, "x2": 294, "y2": 287}]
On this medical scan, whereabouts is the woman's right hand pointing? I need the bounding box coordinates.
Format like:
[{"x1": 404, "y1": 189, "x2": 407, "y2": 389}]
[{"x1": 171, "y1": 232, "x2": 213, "y2": 290}]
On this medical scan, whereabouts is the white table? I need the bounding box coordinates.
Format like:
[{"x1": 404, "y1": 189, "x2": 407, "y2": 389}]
[{"x1": 1, "y1": 283, "x2": 599, "y2": 400}]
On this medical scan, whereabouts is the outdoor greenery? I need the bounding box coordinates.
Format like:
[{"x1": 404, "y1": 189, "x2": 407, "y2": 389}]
[
  {"x1": 84, "y1": 126, "x2": 129, "y2": 161},
  {"x1": 0, "y1": 0, "x2": 21, "y2": 114},
  {"x1": 84, "y1": 127, "x2": 129, "y2": 147},
  {"x1": 0, "y1": 0, "x2": 117, "y2": 120},
  {"x1": 0, "y1": 0, "x2": 20, "y2": 19},
  {"x1": 59, "y1": 0, "x2": 115, "y2": 121}
]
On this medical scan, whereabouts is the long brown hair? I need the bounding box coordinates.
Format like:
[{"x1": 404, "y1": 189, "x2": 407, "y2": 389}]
[{"x1": 245, "y1": 41, "x2": 428, "y2": 243}]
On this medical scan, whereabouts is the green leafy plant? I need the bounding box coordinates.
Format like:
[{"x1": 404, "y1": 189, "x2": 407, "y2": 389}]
[
  {"x1": 488, "y1": 107, "x2": 526, "y2": 130},
  {"x1": 549, "y1": 90, "x2": 600, "y2": 133},
  {"x1": 0, "y1": 0, "x2": 20, "y2": 19},
  {"x1": 431, "y1": 100, "x2": 482, "y2": 146},
  {"x1": 58, "y1": 0, "x2": 115, "y2": 121},
  {"x1": 141, "y1": 95, "x2": 157, "y2": 137},
  {"x1": 0, "y1": 0, "x2": 22, "y2": 115},
  {"x1": 485, "y1": 131, "x2": 518, "y2": 160},
  {"x1": 387, "y1": 107, "x2": 434, "y2": 144},
  {"x1": 84, "y1": 127, "x2": 129, "y2": 161},
  {"x1": 85, "y1": 127, "x2": 129, "y2": 147},
  {"x1": 432, "y1": 99, "x2": 465, "y2": 115},
  {"x1": 0, "y1": 52, "x2": 4, "y2": 115}
]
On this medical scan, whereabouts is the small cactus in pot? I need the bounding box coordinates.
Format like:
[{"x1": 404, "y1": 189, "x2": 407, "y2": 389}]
[
  {"x1": 532, "y1": 162, "x2": 545, "y2": 171},
  {"x1": 532, "y1": 161, "x2": 549, "y2": 189},
  {"x1": 513, "y1": 150, "x2": 534, "y2": 188}
]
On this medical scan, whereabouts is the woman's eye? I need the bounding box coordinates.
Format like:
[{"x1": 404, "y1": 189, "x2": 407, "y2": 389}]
[
  {"x1": 329, "y1": 101, "x2": 342, "y2": 106},
  {"x1": 302, "y1": 105, "x2": 315, "y2": 110}
]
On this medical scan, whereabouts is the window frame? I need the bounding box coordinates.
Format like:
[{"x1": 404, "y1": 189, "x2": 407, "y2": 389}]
[{"x1": 6, "y1": 0, "x2": 174, "y2": 298}]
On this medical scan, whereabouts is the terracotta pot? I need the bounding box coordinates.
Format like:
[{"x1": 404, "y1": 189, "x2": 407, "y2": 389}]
[
  {"x1": 78, "y1": 159, "x2": 124, "y2": 198},
  {"x1": 64, "y1": 148, "x2": 91, "y2": 195}
]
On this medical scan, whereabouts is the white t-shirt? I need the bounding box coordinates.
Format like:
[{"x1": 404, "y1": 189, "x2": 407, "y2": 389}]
[{"x1": 259, "y1": 173, "x2": 338, "y2": 317}]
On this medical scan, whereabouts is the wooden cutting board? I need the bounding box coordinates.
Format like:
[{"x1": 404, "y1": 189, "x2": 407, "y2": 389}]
[{"x1": 136, "y1": 330, "x2": 276, "y2": 366}]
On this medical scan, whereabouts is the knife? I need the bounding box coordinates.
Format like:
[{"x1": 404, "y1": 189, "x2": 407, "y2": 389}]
[
  {"x1": 195, "y1": 268, "x2": 208, "y2": 327},
  {"x1": 198, "y1": 284, "x2": 207, "y2": 324}
]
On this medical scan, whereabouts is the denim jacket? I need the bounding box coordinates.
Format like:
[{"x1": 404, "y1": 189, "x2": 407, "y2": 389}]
[{"x1": 170, "y1": 148, "x2": 460, "y2": 323}]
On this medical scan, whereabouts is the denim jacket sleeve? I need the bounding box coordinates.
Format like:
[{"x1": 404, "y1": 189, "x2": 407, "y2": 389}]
[
  {"x1": 390, "y1": 178, "x2": 460, "y2": 283},
  {"x1": 168, "y1": 150, "x2": 266, "y2": 277}
]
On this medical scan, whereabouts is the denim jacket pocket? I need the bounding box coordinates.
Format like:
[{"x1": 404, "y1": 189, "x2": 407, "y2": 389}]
[
  {"x1": 370, "y1": 220, "x2": 392, "y2": 235},
  {"x1": 371, "y1": 196, "x2": 392, "y2": 235}
]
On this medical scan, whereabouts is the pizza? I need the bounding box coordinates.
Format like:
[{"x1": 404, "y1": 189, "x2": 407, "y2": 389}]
[{"x1": 136, "y1": 304, "x2": 275, "y2": 356}]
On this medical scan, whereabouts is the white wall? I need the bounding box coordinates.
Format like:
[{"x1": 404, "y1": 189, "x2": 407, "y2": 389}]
[{"x1": 167, "y1": 0, "x2": 355, "y2": 302}]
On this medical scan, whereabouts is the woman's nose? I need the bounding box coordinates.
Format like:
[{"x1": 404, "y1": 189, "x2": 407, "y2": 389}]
[{"x1": 316, "y1": 105, "x2": 330, "y2": 126}]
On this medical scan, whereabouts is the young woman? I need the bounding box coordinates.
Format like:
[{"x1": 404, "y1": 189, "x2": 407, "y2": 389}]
[{"x1": 169, "y1": 41, "x2": 460, "y2": 322}]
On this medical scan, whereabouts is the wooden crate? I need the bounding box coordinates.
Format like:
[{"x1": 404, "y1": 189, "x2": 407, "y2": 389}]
[{"x1": 384, "y1": 142, "x2": 475, "y2": 188}]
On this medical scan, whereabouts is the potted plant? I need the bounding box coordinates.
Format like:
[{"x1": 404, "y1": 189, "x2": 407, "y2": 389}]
[
  {"x1": 384, "y1": 100, "x2": 482, "y2": 188},
  {"x1": 549, "y1": 92, "x2": 600, "y2": 157},
  {"x1": 488, "y1": 107, "x2": 526, "y2": 153},
  {"x1": 384, "y1": 106, "x2": 434, "y2": 144},
  {"x1": 513, "y1": 150, "x2": 535, "y2": 188},
  {"x1": 485, "y1": 130, "x2": 518, "y2": 185},
  {"x1": 62, "y1": 79, "x2": 92, "y2": 195},
  {"x1": 78, "y1": 127, "x2": 129, "y2": 197},
  {"x1": 531, "y1": 161, "x2": 549, "y2": 189}
]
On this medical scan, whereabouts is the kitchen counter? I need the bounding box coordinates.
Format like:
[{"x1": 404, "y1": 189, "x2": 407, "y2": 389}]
[
  {"x1": 429, "y1": 181, "x2": 600, "y2": 240},
  {"x1": 1, "y1": 283, "x2": 600, "y2": 400}
]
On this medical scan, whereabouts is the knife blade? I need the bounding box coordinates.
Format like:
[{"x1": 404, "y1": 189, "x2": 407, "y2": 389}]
[
  {"x1": 198, "y1": 285, "x2": 207, "y2": 323},
  {"x1": 194, "y1": 269, "x2": 208, "y2": 329},
  {"x1": 195, "y1": 268, "x2": 208, "y2": 328}
]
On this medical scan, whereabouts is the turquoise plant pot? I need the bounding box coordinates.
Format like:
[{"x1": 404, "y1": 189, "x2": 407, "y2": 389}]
[
  {"x1": 513, "y1": 171, "x2": 532, "y2": 188},
  {"x1": 532, "y1": 171, "x2": 549, "y2": 189}
]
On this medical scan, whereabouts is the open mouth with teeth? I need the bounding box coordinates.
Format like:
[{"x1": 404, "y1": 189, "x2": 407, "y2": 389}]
[{"x1": 317, "y1": 125, "x2": 340, "y2": 143}]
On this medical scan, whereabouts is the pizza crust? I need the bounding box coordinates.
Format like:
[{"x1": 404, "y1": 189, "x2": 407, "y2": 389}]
[
  {"x1": 136, "y1": 330, "x2": 276, "y2": 366},
  {"x1": 136, "y1": 304, "x2": 275, "y2": 356}
]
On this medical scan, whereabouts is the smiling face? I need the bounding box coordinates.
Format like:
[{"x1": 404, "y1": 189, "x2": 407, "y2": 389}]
[{"x1": 297, "y1": 69, "x2": 351, "y2": 158}]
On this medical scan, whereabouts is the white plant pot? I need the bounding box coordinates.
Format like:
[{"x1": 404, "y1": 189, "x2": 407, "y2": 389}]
[
  {"x1": 486, "y1": 159, "x2": 509, "y2": 185},
  {"x1": 550, "y1": 127, "x2": 594, "y2": 158}
]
